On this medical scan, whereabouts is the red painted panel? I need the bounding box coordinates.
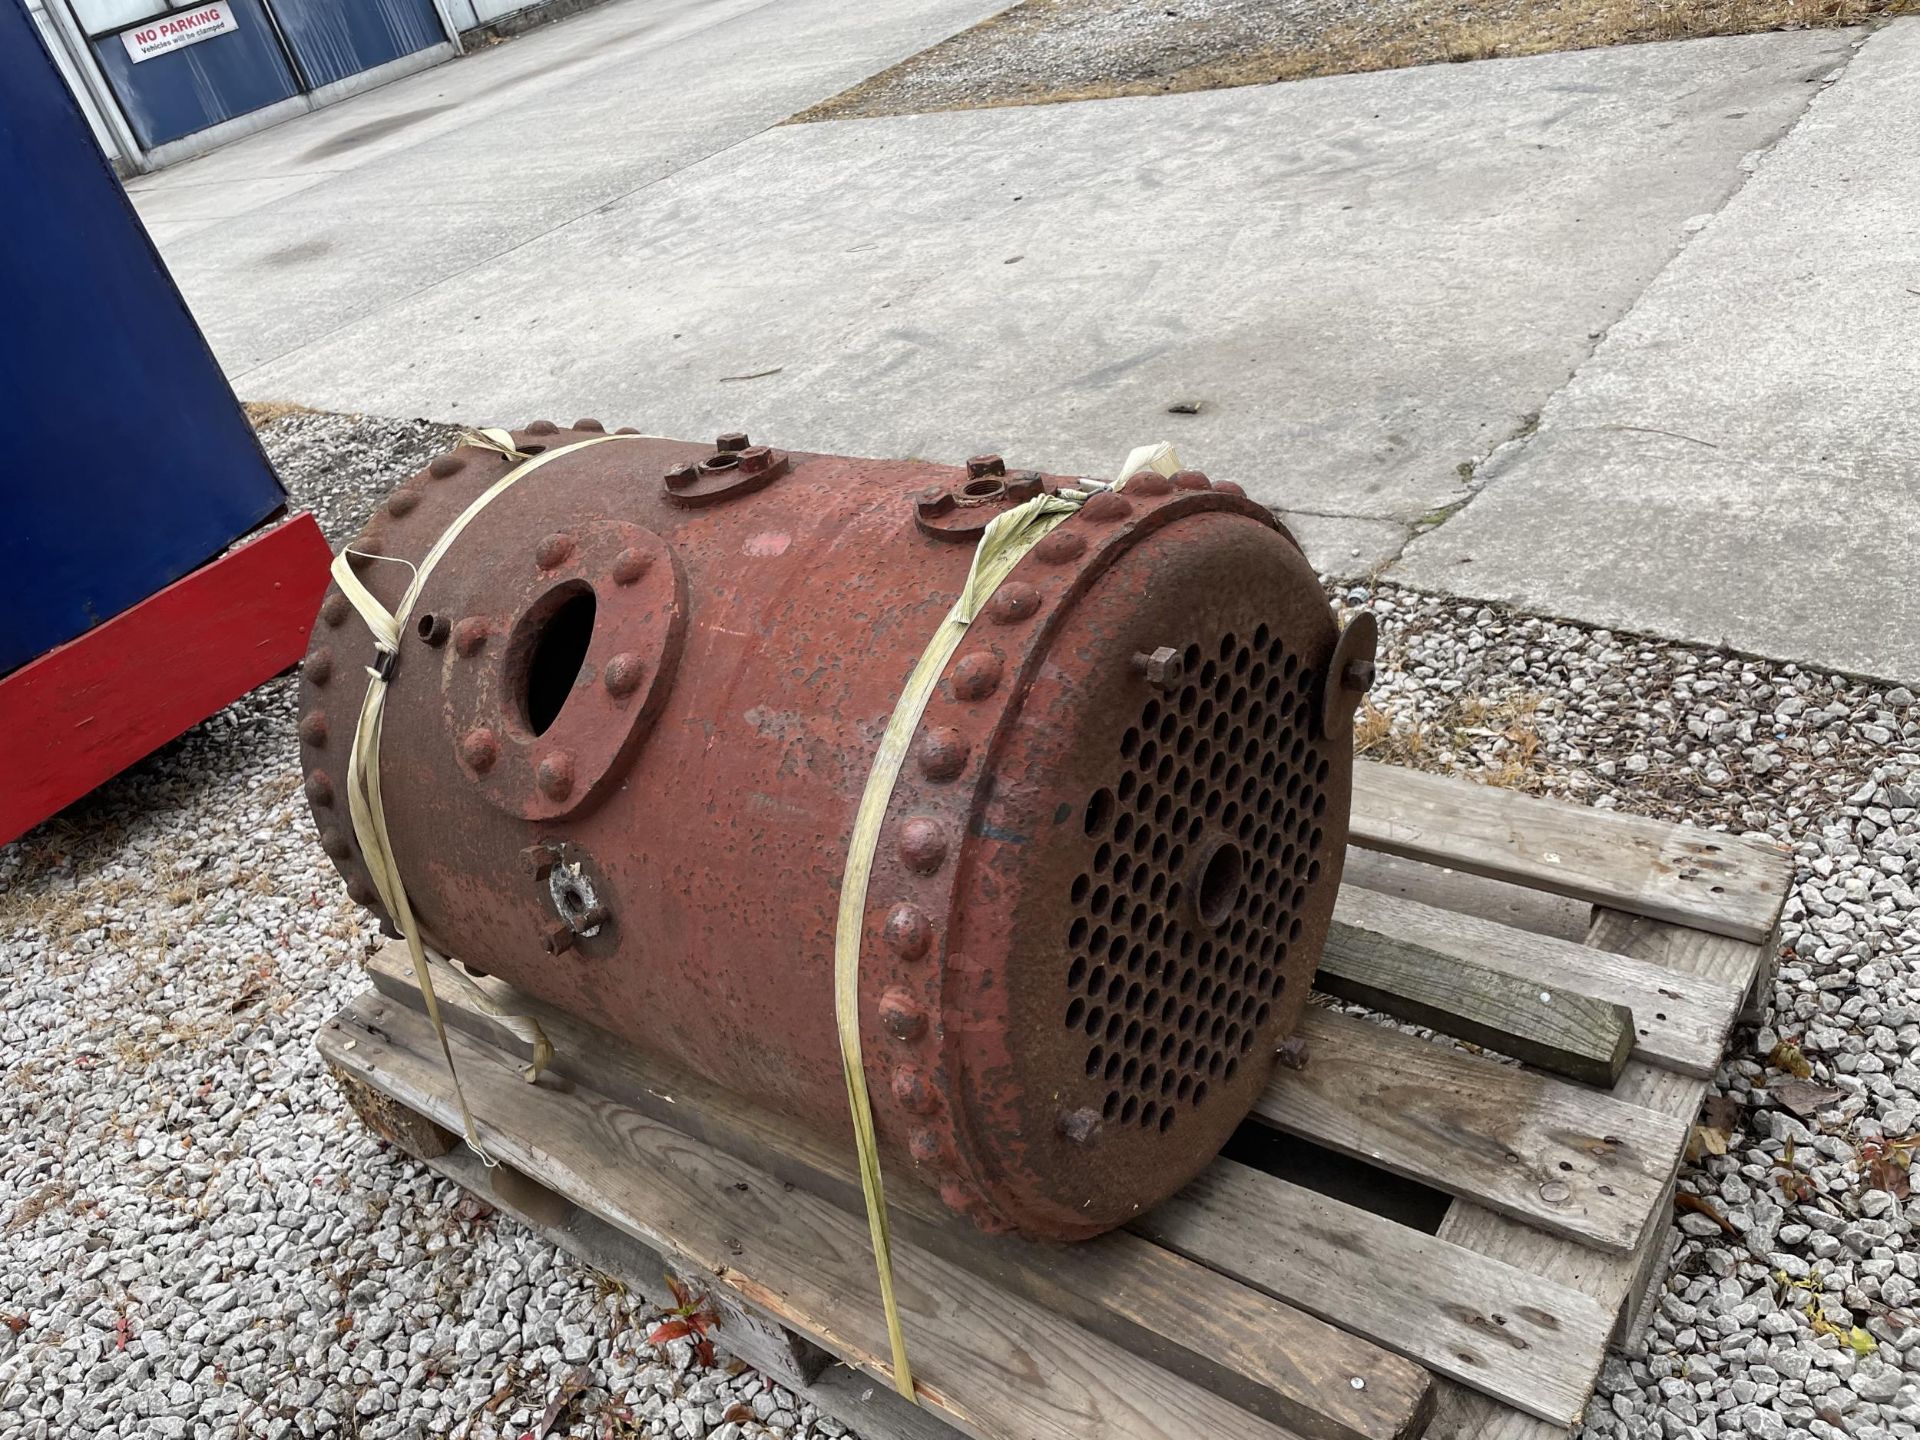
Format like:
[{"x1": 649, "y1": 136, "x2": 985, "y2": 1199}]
[{"x1": 1, "y1": 512, "x2": 332, "y2": 846}]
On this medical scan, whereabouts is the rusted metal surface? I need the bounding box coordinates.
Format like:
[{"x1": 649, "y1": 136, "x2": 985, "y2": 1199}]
[{"x1": 298, "y1": 424, "x2": 1367, "y2": 1241}]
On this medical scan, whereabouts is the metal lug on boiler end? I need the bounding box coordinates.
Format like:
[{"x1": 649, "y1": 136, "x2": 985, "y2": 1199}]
[
  {"x1": 1132, "y1": 646, "x2": 1184, "y2": 691},
  {"x1": 1321, "y1": 610, "x2": 1380, "y2": 736}
]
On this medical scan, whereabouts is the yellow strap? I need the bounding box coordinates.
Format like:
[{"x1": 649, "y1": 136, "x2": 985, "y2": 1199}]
[
  {"x1": 831, "y1": 444, "x2": 1180, "y2": 1400},
  {"x1": 332, "y1": 431, "x2": 649, "y2": 1159}
]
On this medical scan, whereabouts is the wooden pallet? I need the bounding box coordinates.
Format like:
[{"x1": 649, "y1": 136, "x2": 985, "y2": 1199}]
[{"x1": 319, "y1": 759, "x2": 1790, "y2": 1440}]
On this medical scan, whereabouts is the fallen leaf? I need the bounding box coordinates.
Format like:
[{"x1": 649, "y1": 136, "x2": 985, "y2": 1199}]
[
  {"x1": 723, "y1": 1404, "x2": 754, "y2": 1424},
  {"x1": 1686, "y1": 1124, "x2": 1728, "y2": 1163},
  {"x1": 1674, "y1": 1191, "x2": 1739, "y2": 1235},
  {"x1": 1702, "y1": 1094, "x2": 1741, "y2": 1132},
  {"x1": 1849, "y1": 1326, "x2": 1878, "y2": 1356},
  {"x1": 0, "y1": 1314, "x2": 25, "y2": 1334},
  {"x1": 1769, "y1": 1039, "x2": 1813, "y2": 1079},
  {"x1": 694, "y1": 1338, "x2": 716, "y2": 1368},
  {"x1": 1771, "y1": 1079, "x2": 1845, "y2": 1118},
  {"x1": 1864, "y1": 1148, "x2": 1912, "y2": 1199},
  {"x1": 452, "y1": 1194, "x2": 495, "y2": 1225}
]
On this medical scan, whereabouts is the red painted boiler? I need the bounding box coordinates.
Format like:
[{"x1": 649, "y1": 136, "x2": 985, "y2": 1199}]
[{"x1": 298, "y1": 423, "x2": 1372, "y2": 1240}]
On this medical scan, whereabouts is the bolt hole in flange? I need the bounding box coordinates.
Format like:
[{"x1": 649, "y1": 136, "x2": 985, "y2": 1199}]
[
  {"x1": 548, "y1": 861, "x2": 606, "y2": 936},
  {"x1": 510, "y1": 581, "x2": 598, "y2": 737}
]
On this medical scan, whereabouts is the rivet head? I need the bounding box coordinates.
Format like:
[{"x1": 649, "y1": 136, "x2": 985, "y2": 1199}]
[
  {"x1": 320, "y1": 592, "x2": 350, "y2": 628},
  {"x1": 891, "y1": 1065, "x2": 937, "y2": 1114},
  {"x1": 879, "y1": 987, "x2": 927, "y2": 1040},
  {"x1": 385, "y1": 489, "x2": 419, "y2": 517},
  {"x1": 460, "y1": 728, "x2": 499, "y2": 773},
  {"x1": 1033, "y1": 530, "x2": 1085, "y2": 563},
  {"x1": 452, "y1": 618, "x2": 489, "y2": 657},
  {"x1": 615, "y1": 427, "x2": 640, "y2": 436},
  {"x1": 988, "y1": 582, "x2": 1040, "y2": 625},
  {"x1": 319, "y1": 827, "x2": 351, "y2": 860},
  {"x1": 951, "y1": 650, "x2": 1004, "y2": 702},
  {"x1": 1126, "y1": 470, "x2": 1173, "y2": 496},
  {"x1": 916, "y1": 727, "x2": 969, "y2": 782},
  {"x1": 537, "y1": 751, "x2": 576, "y2": 801},
  {"x1": 907, "y1": 1128, "x2": 945, "y2": 1165},
  {"x1": 299, "y1": 712, "x2": 328, "y2": 747},
  {"x1": 428, "y1": 454, "x2": 466, "y2": 479},
  {"x1": 898, "y1": 818, "x2": 949, "y2": 873},
  {"x1": 306, "y1": 647, "x2": 333, "y2": 685},
  {"x1": 345, "y1": 876, "x2": 377, "y2": 906},
  {"x1": 526, "y1": 419, "x2": 559, "y2": 436},
  {"x1": 1170, "y1": 469, "x2": 1211, "y2": 491},
  {"x1": 1082, "y1": 490, "x2": 1133, "y2": 523},
  {"x1": 612, "y1": 548, "x2": 652, "y2": 585},
  {"x1": 305, "y1": 770, "x2": 334, "y2": 808},
  {"x1": 1211, "y1": 480, "x2": 1247, "y2": 497},
  {"x1": 604, "y1": 652, "x2": 646, "y2": 698},
  {"x1": 883, "y1": 904, "x2": 933, "y2": 961},
  {"x1": 573, "y1": 417, "x2": 605, "y2": 433},
  {"x1": 535, "y1": 533, "x2": 576, "y2": 570}
]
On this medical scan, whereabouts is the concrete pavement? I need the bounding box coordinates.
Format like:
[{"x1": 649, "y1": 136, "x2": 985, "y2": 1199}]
[
  {"x1": 128, "y1": 0, "x2": 1005, "y2": 375},
  {"x1": 1395, "y1": 20, "x2": 1920, "y2": 683},
  {"x1": 132, "y1": 7, "x2": 1919, "y2": 681}
]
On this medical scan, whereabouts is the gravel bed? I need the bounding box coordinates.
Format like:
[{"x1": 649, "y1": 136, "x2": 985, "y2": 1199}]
[{"x1": 3, "y1": 410, "x2": 1918, "y2": 1439}]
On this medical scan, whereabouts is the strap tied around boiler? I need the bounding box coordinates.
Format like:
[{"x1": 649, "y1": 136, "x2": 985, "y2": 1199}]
[
  {"x1": 833, "y1": 440, "x2": 1181, "y2": 1402},
  {"x1": 329, "y1": 426, "x2": 654, "y2": 1163}
]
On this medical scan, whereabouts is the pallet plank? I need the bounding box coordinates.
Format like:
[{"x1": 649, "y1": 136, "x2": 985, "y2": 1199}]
[
  {"x1": 1319, "y1": 914, "x2": 1633, "y2": 1086},
  {"x1": 1423, "y1": 911, "x2": 1765, "y2": 1438},
  {"x1": 362, "y1": 946, "x2": 1432, "y2": 1440},
  {"x1": 1250, "y1": 1008, "x2": 1690, "y2": 1254},
  {"x1": 1137, "y1": 1158, "x2": 1613, "y2": 1427},
  {"x1": 322, "y1": 996, "x2": 1306, "y2": 1440},
  {"x1": 1327, "y1": 887, "x2": 1748, "y2": 1080},
  {"x1": 1349, "y1": 760, "x2": 1790, "y2": 944}
]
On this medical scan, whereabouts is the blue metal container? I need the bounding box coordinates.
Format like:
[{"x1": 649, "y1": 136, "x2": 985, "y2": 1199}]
[{"x1": 0, "y1": 0, "x2": 288, "y2": 677}]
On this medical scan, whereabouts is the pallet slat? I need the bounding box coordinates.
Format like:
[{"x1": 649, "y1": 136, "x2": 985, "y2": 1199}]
[
  {"x1": 1348, "y1": 761, "x2": 1789, "y2": 944},
  {"x1": 359, "y1": 947, "x2": 1435, "y2": 1440},
  {"x1": 1326, "y1": 887, "x2": 1748, "y2": 1080},
  {"x1": 322, "y1": 996, "x2": 1305, "y2": 1440},
  {"x1": 1320, "y1": 912, "x2": 1633, "y2": 1087},
  {"x1": 1251, "y1": 1008, "x2": 1690, "y2": 1254},
  {"x1": 1137, "y1": 1159, "x2": 1613, "y2": 1427}
]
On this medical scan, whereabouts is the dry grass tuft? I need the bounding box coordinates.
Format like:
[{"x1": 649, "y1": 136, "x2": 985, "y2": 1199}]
[
  {"x1": 242, "y1": 400, "x2": 320, "y2": 429},
  {"x1": 1356, "y1": 690, "x2": 1549, "y2": 790}
]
